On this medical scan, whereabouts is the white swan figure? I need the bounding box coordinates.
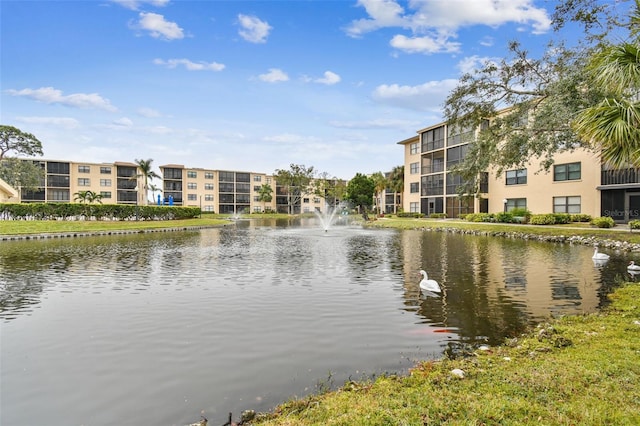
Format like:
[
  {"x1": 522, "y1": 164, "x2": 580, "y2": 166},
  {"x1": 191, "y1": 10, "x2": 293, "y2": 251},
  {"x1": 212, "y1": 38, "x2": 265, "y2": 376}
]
[
  {"x1": 628, "y1": 261, "x2": 640, "y2": 271},
  {"x1": 419, "y1": 270, "x2": 441, "y2": 293},
  {"x1": 592, "y1": 247, "x2": 610, "y2": 260}
]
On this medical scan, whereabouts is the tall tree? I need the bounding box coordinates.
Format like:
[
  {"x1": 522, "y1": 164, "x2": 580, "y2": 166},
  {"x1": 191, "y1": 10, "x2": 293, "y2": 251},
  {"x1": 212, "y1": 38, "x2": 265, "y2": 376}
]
[
  {"x1": 257, "y1": 183, "x2": 273, "y2": 212},
  {"x1": 0, "y1": 158, "x2": 44, "y2": 197},
  {"x1": 345, "y1": 173, "x2": 375, "y2": 216},
  {"x1": 387, "y1": 166, "x2": 404, "y2": 213},
  {"x1": 134, "y1": 158, "x2": 161, "y2": 206},
  {"x1": 371, "y1": 171, "x2": 387, "y2": 215},
  {"x1": 274, "y1": 163, "x2": 315, "y2": 214},
  {"x1": 573, "y1": 0, "x2": 640, "y2": 168},
  {"x1": 443, "y1": 0, "x2": 632, "y2": 196},
  {"x1": 0, "y1": 125, "x2": 44, "y2": 160},
  {"x1": 314, "y1": 171, "x2": 344, "y2": 208}
]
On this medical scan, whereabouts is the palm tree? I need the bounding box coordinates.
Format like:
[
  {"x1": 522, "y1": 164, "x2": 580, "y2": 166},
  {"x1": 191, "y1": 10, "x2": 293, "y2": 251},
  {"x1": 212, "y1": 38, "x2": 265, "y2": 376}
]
[
  {"x1": 573, "y1": 1, "x2": 640, "y2": 168},
  {"x1": 371, "y1": 171, "x2": 387, "y2": 215},
  {"x1": 134, "y1": 158, "x2": 161, "y2": 206},
  {"x1": 74, "y1": 190, "x2": 102, "y2": 204},
  {"x1": 257, "y1": 183, "x2": 273, "y2": 212},
  {"x1": 387, "y1": 165, "x2": 405, "y2": 213}
]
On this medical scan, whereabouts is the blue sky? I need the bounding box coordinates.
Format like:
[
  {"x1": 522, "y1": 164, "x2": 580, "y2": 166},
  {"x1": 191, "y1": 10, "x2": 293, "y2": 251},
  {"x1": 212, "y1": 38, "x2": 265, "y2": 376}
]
[{"x1": 2, "y1": 0, "x2": 559, "y2": 179}]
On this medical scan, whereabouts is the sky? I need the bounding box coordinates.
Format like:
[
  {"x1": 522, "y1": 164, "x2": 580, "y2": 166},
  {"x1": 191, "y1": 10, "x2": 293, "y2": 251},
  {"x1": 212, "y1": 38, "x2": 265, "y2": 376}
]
[{"x1": 2, "y1": 0, "x2": 562, "y2": 180}]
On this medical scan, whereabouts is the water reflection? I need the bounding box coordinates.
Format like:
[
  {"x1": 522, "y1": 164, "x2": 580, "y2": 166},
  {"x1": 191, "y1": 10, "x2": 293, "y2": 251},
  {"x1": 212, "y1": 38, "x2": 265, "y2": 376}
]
[{"x1": 0, "y1": 223, "x2": 632, "y2": 426}]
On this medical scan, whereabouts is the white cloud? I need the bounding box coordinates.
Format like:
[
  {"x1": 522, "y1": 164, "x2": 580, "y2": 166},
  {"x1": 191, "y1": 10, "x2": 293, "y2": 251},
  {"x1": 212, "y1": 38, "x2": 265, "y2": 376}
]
[
  {"x1": 456, "y1": 55, "x2": 497, "y2": 74},
  {"x1": 390, "y1": 34, "x2": 460, "y2": 54},
  {"x1": 314, "y1": 71, "x2": 341, "y2": 85},
  {"x1": 345, "y1": 0, "x2": 409, "y2": 38},
  {"x1": 258, "y1": 68, "x2": 289, "y2": 83},
  {"x1": 328, "y1": 118, "x2": 420, "y2": 129},
  {"x1": 6, "y1": 87, "x2": 118, "y2": 112},
  {"x1": 137, "y1": 107, "x2": 162, "y2": 118},
  {"x1": 238, "y1": 14, "x2": 272, "y2": 43},
  {"x1": 153, "y1": 58, "x2": 225, "y2": 71},
  {"x1": 111, "y1": 0, "x2": 169, "y2": 10},
  {"x1": 112, "y1": 117, "x2": 134, "y2": 127},
  {"x1": 15, "y1": 116, "x2": 80, "y2": 129},
  {"x1": 347, "y1": 0, "x2": 551, "y2": 53},
  {"x1": 371, "y1": 79, "x2": 459, "y2": 111},
  {"x1": 134, "y1": 12, "x2": 184, "y2": 40}
]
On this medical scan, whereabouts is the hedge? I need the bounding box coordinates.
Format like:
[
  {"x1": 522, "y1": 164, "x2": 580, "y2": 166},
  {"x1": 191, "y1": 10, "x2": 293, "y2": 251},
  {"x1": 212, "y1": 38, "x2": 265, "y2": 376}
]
[{"x1": 0, "y1": 203, "x2": 201, "y2": 221}]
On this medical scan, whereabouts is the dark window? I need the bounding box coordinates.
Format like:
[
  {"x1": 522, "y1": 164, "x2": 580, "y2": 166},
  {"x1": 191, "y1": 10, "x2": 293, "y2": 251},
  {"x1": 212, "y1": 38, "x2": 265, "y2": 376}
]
[
  {"x1": 410, "y1": 182, "x2": 419, "y2": 193},
  {"x1": 219, "y1": 182, "x2": 234, "y2": 192},
  {"x1": 47, "y1": 175, "x2": 70, "y2": 188},
  {"x1": 554, "y1": 162, "x2": 581, "y2": 181},
  {"x1": 163, "y1": 168, "x2": 183, "y2": 180},
  {"x1": 422, "y1": 174, "x2": 444, "y2": 196},
  {"x1": 219, "y1": 171, "x2": 235, "y2": 182},
  {"x1": 421, "y1": 126, "x2": 445, "y2": 152},
  {"x1": 506, "y1": 169, "x2": 527, "y2": 185},
  {"x1": 236, "y1": 173, "x2": 250, "y2": 182},
  {"x1": 47, "y1": 162, "x2": 70, "y2": 174}
]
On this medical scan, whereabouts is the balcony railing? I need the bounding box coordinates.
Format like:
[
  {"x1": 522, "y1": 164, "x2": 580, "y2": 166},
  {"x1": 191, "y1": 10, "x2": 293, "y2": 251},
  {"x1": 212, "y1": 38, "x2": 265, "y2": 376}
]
[{"x1": 601, "y1": 168, "x2": 640, "y2": 185}]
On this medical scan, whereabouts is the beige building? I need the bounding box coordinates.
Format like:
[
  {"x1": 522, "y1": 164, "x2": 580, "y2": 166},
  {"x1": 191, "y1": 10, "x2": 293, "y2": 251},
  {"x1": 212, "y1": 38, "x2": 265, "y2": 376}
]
[
  {"x1": 399, "y1": 116, "x2": 640, "y2": 222},
  {"x1": 0, "y1": 178, "x2": 19, "y2": 202}
]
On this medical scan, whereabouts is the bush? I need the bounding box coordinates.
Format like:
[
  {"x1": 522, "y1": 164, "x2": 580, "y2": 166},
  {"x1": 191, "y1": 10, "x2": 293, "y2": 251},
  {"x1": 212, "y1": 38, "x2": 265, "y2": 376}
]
[
  {"x1": 552, "y1": 213, "x2": 572, "y2": 224},
  {"x1": 465, "y1": 213, "x2": 494, "y2": 222},
  {"x1": 0, "y1": 203, "x2": 201, "y2": 221},
  {"x1": 429, "y1": 213, "x2": 447, "y2": 219},
  {"x1": 629, "y1": 219, "x2": 640, "y2": 230},
  {"x1": 510, "y1": 208, "x2": 531, "y2": 218},
  {"x1": 397, "y1": 212, "x2": 424, "y2": 218},
  {"x1": 529, "y1": 214, "x2": 557, "y2": 225},
  {"x1": 495, "y1": 212, "x2": 514, "y2": 223},
  {"x1": 570, "y1": 213, "x2": 592, "y2": 222},
  {"x1": 590, "y1": 216, "x2": 615, "y2": 228}
]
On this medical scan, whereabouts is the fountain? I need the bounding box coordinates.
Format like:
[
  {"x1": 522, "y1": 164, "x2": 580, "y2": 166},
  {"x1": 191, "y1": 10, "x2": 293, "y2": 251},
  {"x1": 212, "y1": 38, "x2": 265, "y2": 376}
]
[{"x1": 314, "y1": 206, "x2": 340, "y2": 232}]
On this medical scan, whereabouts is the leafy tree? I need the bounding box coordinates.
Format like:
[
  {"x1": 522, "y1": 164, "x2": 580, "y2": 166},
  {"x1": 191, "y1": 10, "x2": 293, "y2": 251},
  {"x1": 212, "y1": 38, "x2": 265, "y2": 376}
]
[
  {"x1": 345, "y1": 173, "x2": 375, "y2": 215},
  {"x1": 314, "y1": 171, "x2": 345, "y2": 208},
  {"x1": 134, "y1": 158, "x2": 161, "y2": 206},
  {"x1": 371, "y1": 171, "x2": 387, "y2": 215},
  {"x1": 274, "y1": 163, "x2": 315, "y2": 214},
  {"x1": 0, "y1": 125, "x2": 44, "y2": 160},
  {"x1": 0, "y1": 157, "x2": 44, "y2": 197},
  {"x1": 573, "y1": 0, "x2": 640, "y2": 168},
  {"x1": 387, "y1": 165, "x2": 404, "y2": 213},
  {"x1": 257, "y1": 183, "x2": 273, "y2": 212},
  {"x1": 443, "y1": 0, "x2": 633, "y2": 196}
]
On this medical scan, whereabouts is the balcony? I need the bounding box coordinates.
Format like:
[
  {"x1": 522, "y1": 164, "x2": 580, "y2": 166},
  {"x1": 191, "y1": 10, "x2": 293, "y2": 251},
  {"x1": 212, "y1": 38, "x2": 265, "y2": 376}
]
[{"x1": 601, "y1": 168, "x2": 640, "y2": 186}]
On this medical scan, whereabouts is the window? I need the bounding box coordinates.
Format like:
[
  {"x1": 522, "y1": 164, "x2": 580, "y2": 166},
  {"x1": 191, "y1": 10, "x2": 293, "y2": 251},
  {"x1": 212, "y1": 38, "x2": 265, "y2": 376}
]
[
  {"x1": 203, "y1": 206, "x2": 214, "y2": 212},
  {"x1": 205, "y1": 172, "x2": 214, "y2": 179},
  {"x1": 254, "y1": 175, "x2": 262, "y2": 182},
  {"x1": 48, "y1": 190, "x2": 70, "y2": 201},
  {"x1": 78, "y1": 165, "x2": 90, "y2": 173},
  {"x1": 506, "y1": 198, "x2": 527, "y2": 211},
  {"x1": 421, "y1": 127, "x2": 445, "y2": 152},
  {"x1": 554, "y1": 162, "x2": 581, "y2": 181},
  {"x1": 100, "y1": 167, "x2": 111, "y2": 174},
  {"x1": 205, "y1": 194, "x2": 214, "y2": 201},
  {"x1": 410, "y1": 142, "x2": 419, "y2": 155},
  {"x1": 447, "y1": 125, "x2": 473, "y2": 147},
  {"x1": 163, "y1": 168, "x2": 182, "y2": 179},
  {"x1": 48, "y1": 175, "x2": 70, "y2": 187},
  {"x1": 303, "y1": 198, "x2": 310, "y2": 203},
  {"x1": 219, "y1": 182, "x2": 234, "y2": 192},
  {"x1": 100, "y1": 179, "x2": 111, "y2": 187},
  {"x1": 236, "y1": 183, "x2": 250, "y2": 193},
  {"x1": 187, "y1": 171, "x2": 197, "y2": 178},
  {"x1": 100, "y1": 191, "x2": 112, "y2": 199},
  {"x1": 313, "y1": 197, "x2": 320, "y2": 203},
  {"x1": 187, "y1": 183, "x2": 197, "y2": 190},
  {"x1": 410, "y1": 182, "x2": 419, "y2": 193},
  {"x1": 446, "y1": 145, "x2": 469, "y2": 168},
  {"x1": 236, "y1": 173, "x2": 250, "y2": 182},
  {"x1": 47, "y1": 162, "x2": 70, "y2": 174},
  {"x1": 410, "y1": 202, "x2": 419, "y2": 213},
  {"x1": 410, "y1": 162, "x2": 420, "y2": 174},
  {"x1": 422, "y1": 174, "x2": 444, "y2": 196},
  {"x1": 506, "y1": 169, "x2": 527, "y2": 185},
  {"x1": 204, "y1": 183, "x2": 214, "y2": 191},
  {"x1": 219, "y1": 171, "x2": 234, "y2": 182},
  {"x1": 77, "y1": 178, "x2": 90, "y2": 186},
  {"x1": 187, "y1": 194, "x2": 197, "y2": 201},
  {"x1": 554, "y1": 196, "x2": 581, "y2": 213}
]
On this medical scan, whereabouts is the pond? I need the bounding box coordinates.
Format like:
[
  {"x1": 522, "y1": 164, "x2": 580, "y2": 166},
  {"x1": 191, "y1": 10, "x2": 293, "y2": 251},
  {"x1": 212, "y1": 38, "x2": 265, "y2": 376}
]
[{"x1": 0, "y1": 218, "x2": 632, "y2": 426}]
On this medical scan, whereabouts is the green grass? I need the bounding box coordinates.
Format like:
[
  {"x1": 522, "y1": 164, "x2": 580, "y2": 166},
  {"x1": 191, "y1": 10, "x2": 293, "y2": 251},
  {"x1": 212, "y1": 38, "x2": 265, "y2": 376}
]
[
  {"x1": 253, "y1": 284, "x2": 640, "y2": 425},
  {"x1": 366, "y1": 217, "x2": 640, "y2": 244}
]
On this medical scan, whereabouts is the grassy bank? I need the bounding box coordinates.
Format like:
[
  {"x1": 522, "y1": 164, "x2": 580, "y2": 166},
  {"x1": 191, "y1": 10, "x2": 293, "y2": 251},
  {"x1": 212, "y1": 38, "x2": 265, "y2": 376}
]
[
  {"x1": 252, "y1": 283, "x2": 640, "y2": 425},
  {"x1": 0, "y1": 213, "x2": 293, "y2": 236}
]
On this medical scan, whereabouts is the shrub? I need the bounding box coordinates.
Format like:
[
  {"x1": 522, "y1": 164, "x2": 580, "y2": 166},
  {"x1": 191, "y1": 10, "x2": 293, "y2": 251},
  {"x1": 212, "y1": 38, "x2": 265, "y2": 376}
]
[
  {"x1": 465, "y1": 213, "x2": 494, "y2": 222},
  {"x1": 590, "y1": 216, "x2": 615, "y2": 228},
  {"x1": 570, "y1": 213, "x2": 592, "y2": 222},
  {"x1": 429, "y1": 213, "x2": 447, "y2": 219},
  {"x1": 552, "y1": 213, "x2": 572, "y2": 224},
  {"x1": 397, "y1": 212, "x2": 424, "y2": 218},
  {"x1": 495, "y1": 212, "x2": 514, "y2": 223},
  {"x1": 629, "y1": 219, "x2": 640, "y2": 230},
  {"x1": 510, "y1": 208, "x2": 531, "y2": 218},
  {"x1": 529, "y1": 214, "x2": 557, "y2": 225}
]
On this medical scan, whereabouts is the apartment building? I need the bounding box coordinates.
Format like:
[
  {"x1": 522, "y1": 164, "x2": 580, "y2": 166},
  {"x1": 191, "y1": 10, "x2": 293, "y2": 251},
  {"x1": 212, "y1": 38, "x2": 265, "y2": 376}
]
[
  {"x1": 399, "y1": 118, "x2": 640, "y2": 222},
  {"x1": 159, "y1": 164, "x2": 279, "y2": 214},
  {"x1": 12, "y1": 159, "x2": 144, "y2": 205}
]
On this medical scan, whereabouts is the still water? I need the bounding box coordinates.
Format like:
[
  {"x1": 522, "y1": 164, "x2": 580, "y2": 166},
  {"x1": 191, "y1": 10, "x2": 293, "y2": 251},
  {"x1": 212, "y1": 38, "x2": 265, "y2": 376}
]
[{"x1": 0, "y1": 218, "x2": 632, "y2": 425}]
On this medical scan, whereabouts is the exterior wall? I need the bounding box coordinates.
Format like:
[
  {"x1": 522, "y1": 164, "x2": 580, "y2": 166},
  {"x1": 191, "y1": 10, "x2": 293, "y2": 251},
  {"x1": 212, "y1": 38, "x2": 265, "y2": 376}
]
[
  {"x1": 399, "y1": 136, "x2": 420, "y2": 214},
  {"x1": 0, "y1": 178, "x2": 19, "y2": 202},
  {"x1": 487, "y1": 150, "x2": 602, "y2": 217}
]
